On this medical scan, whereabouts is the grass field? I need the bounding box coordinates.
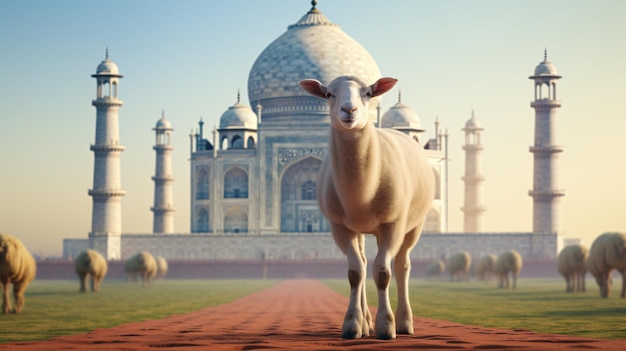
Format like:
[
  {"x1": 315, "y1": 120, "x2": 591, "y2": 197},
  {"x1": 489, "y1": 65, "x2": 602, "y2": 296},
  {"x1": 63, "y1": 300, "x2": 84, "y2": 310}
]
[
  {"x1": 325, "y1": 277, "x2": 626, "y2": 339},
  {"x1": 1, "y1": 278, "x2": 625, "y2": 343},
  {"x1": 0, "y1": 279, "x2": 274, "y2": 344}
]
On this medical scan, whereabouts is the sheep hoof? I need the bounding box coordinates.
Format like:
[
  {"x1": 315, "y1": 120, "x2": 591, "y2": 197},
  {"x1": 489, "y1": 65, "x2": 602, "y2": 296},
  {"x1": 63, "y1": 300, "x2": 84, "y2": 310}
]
[
  {"x1": 375, "y1": 328, "x2": 396, "y2": 340},
  {"x1": 396, "y1": 321, "x2": 414, "y2": 335},
  {"x1": 341, "y1": 320, "x2": 362, "y2": 339}
]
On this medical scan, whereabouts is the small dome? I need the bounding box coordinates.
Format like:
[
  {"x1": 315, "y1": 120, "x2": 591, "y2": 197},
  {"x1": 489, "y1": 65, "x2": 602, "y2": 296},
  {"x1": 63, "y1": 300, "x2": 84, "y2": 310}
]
[
  {"x1": 219, "y1": 101, "x2": 258, "y2": 130},
  {"x1": 96, "y1": 59, "x2": 120, "y2": 75},
  {"x1": 463, "y1": 112, "x2": 482, "y2": 130},
  {"x1": 534, "y1": 60, "x2": 557, "y2": 76},
  {"x1": 155, "y1": 116, "x2": 173, "y2": 130},
  {"x1": 381, "y1": 95, "x2": 422, "y2": 130}
]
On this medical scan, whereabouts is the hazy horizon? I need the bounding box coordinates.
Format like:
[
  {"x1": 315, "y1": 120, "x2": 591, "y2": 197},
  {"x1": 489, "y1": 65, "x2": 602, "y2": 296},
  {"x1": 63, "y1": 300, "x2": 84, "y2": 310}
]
[{"x1": 1, "y1": 0, "x2": 625, "y2": 257}]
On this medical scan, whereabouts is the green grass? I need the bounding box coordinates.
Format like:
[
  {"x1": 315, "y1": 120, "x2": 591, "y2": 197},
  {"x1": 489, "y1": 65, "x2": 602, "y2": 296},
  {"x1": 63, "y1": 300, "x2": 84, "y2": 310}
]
[
  {"x1": 324, "y1": 278, "x2": 626, "y2": 339},
  {"x1": 0, "y1": 279, "x2": 274, "y2": 344}
]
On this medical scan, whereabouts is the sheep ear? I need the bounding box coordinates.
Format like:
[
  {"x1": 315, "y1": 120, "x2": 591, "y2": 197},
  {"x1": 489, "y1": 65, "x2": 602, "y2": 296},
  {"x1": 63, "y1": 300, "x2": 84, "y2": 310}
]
[
  {"x1": 299, "y1": 79, "x2": 327, "y2": 99},
  {"x1": 370, "y1": 77, "x2": 398, "y2": 98}
]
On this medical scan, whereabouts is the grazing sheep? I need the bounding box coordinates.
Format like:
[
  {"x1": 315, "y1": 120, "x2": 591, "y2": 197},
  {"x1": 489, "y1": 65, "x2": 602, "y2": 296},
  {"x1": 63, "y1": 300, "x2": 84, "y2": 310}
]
[
  {"x1": 475, "y1": 254, "x2": 497, "y2": 282},
  {"x1": 447, "y1": 252, "x2": 471, "y2": 282},
  {"x1": 426, "y1": 260, "x2": 445, "y2": 279},
  {"x1": 156, "y1": 256, "x2": 168, "y2": 278},
  {"x1": 494, "y1": 250, "x2": 523, "y2": 289},
  {"x1": 74, "y1": 249, "x2": 108, "y2": 293},
  {"x1": 558, "y1": 244, "x2": 588, "y2": 293},
  {"x1": 586, "y1": 232, "x2": 626, "y2": 298},
  {"x1": 0, "y1": 233, "x2": 36, "y2": 314},
  {"x1": 300, "y1": 76, "x2": 435, "y2": 340},
  {"x1": 124, "y1": 252, "x2": 157, "y2": 287}
]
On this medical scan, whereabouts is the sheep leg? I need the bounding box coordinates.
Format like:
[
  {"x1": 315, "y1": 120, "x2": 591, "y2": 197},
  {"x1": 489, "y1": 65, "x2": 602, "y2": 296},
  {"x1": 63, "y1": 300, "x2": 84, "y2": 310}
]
[
  {"x1": 333, "y1": 224, "x2": 365, "y2": 339},
  {"x1": 581, "y1": 271, "x2": 586, "y2": 292},
  {"x1": 1, "y1": 279, "x2": 10, "y2": 314},
  {"x1": 620, "y1": 271, "x2": 626, "y2": 298},
  {"x1": 12, "y1": 281, "x2": 27, "y2": 313},
  {"x1": 373, "y1": 223, "x2": 405, "y2": 340},
  {"x1": 358, "y1": 235, "x2": 373, "y2": 335},
  {"x1": 394, "y1": 226, "x2": 420, "y2": 335},
  {"x1": 78, "y1": 272, "x2": 88, "y2": 292}
]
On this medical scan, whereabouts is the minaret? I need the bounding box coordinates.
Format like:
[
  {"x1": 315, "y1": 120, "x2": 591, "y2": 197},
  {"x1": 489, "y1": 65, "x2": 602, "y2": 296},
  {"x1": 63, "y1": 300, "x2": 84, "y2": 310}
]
[
  {"x1": 528, "y1": 50, "x2": 564, "y2": 234},
  {"x1": 89, "y1": 50, "x2": 125, "y2": 260},
  {"x1": 151, "y1": 111, "x2": 175, "y2": 233},
  {"x1": 461, "y1": 110, "x2": 486, "y2": 232}
]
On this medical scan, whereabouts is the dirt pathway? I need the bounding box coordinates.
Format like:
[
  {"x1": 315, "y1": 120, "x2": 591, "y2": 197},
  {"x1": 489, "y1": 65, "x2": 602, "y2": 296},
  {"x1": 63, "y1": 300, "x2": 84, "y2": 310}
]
[{"x1": 2, "y1": 280, "x2": 623, "y2": 350}]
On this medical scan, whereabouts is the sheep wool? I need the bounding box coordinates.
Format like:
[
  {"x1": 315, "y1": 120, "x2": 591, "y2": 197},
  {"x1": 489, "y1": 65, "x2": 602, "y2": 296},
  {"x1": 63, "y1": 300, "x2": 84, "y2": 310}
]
[
  {"x1": 125, "y1": 252, "x2": 158, "y2": 287},
  {"x1": 494, "y1": 250, "x2": 523, "y2": 289},
  {"x1": 300, "y1": 76, "x2": 435, "y2": 340},
  {"x1": 586, "y1": 232, "x2": 626, "y2": 298},
  {"x1": 0, "y1": 233, "x2": 36, "y2": 314},
  {"x1": 447, "y1": 252, "x2": 471, "y2": 282},
  {"x1": 74, "y1": 249, "x2": 108, "y2": 293},
  {"x1": 475, "y1": 254, "x2": 497, "y2": 282},
  {"x1": 426, "y1": 260, "x2": 445, "y2": 279},
  {"x1": 557, "y1": 244, "x2": 588, "y2": 293}
]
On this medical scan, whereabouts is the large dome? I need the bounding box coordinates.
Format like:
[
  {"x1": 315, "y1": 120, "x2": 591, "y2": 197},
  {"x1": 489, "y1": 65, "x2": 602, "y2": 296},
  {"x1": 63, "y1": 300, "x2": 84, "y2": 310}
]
[
  {"x1": 219, "y1": 99, "x2": 258, "y2": 130},
  {"x1": 247, "y1": 4, "x2": 381, "y2": 122}
]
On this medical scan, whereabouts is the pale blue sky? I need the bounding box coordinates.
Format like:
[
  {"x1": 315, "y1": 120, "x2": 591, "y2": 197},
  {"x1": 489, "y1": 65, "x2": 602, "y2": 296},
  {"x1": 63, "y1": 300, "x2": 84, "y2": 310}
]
[{"x1": 1, "y1": 0, "x2": 624, "y2": 257}]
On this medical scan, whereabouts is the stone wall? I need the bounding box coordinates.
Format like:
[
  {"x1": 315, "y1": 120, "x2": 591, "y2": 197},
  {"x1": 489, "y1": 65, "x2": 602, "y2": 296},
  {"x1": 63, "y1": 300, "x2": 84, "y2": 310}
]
[{"x1": 63, "y1": 232, "x2": 558, "y2": 261}]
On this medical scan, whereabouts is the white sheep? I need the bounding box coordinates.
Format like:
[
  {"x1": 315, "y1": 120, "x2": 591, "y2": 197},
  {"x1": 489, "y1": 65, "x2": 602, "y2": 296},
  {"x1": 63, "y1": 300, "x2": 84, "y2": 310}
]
[
  {"x1": 586, "y1": 232, "x2": 626, "y2": 298},
  {"x1": 74, "y1": 249, "x2": 108, "y2": 293},
  {"x1": 494, "y1": 250, "x2": 523, "y2": 289},
  {"x1": 447, "y1": 252, "x2": 471, "y2": 282},
  {"x1": 426, "y1": 260, "x2": 445, "y2": 279},
  {"x1": 124, "y1": 252, "x2": 157, "y2": 287},
  {"x1": 156, "y1": 256, "x2": 168, "y2": 278},
  {"x1": 475, "y1": 254, "x2": 497, "y2": 282},
  {"x1": 300, "y1": 76, "x2": 435, "y2": 340},
  {"x1": 557, "y1": 244, "x2": 588, "y2": 293},
  {"x1": 0, "y1": 233, "x2": 36, "y2": 314}
]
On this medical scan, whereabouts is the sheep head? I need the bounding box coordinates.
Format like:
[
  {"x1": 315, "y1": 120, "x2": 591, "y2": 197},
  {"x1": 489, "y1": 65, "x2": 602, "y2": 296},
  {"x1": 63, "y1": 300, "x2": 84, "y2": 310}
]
[{"x1": 299, "y1": 76, "x2": 397, "y2": 130}]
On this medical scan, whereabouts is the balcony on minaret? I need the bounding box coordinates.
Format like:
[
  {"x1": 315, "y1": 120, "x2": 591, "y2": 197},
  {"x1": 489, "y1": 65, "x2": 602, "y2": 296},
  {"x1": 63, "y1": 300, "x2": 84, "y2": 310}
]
[
  {"x1": 528, "y1": 145, "x2": 563, "y2": 154},
  {"x1": 528, "y1": 189, "x2": 565, "y2": 199}
]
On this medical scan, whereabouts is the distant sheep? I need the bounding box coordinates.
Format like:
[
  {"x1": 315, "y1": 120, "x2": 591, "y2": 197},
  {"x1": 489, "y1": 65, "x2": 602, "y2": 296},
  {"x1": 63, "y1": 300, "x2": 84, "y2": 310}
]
[
  {"x1": 586, "y1": 232, "x2": 626, "y2": 298},
  {"x1": 0, "y1": 233, "x2": 36, "y2": 314},
  {"x1": 156, "y1": 256, "x2": 168, "y2": 278},
  {"x1": 447, "y1": 252, "x2": 471, "y2": 282},
  {"x1": 300, "y1": 76, "x2": 435, "y2": 340},
  {"x1": 74, "y1": 249, "x2": 108, "y2": 293},
  {"x1": 557, "y1": 244, "x2": 588, "y2": 293},
  {"x1": 426, "y1": 260, "x2": 445, "y2": 279},
  {"x1": 494, "y1": 250, "x2": 523, "y2": 289},
  {"x1": 475, "y1": 254, "x2": 497, "y2": 282},
  {"x1": 125, "y1": 252, "x2": 157, "y2": 287}
]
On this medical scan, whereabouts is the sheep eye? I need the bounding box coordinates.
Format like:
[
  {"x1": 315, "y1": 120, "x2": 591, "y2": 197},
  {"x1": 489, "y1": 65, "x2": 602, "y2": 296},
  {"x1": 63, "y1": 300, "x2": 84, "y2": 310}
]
[
  {"x1": 365, "y1": 91, "x2": 372, "y2": 97},
  {"x1": 325, "y1": 92, "x2": 332, "y2": 98}
]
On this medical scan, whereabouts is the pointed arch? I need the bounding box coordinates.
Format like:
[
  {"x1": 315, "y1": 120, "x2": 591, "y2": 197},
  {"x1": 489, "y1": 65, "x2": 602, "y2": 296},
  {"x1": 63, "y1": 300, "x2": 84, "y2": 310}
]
[
  {"x1": 196, "y1": 208, "x2": 210, "y2": 232},
  {"x1": 224, "y1": 207, "x2": 248, "y2": 234},
  {"x1": 279, "y1": 156, "x2": 329, "y2": 233},
  {"x1": 247, "y1": 136, "x2": 256, "y2": 149},
  {"x1": 231, "y1": 135, "x2": 243, "y2": 149},
  {"x1": 196, "y1": 167, "x2": 209, "y2": 200},
  {"x1": 432, "y1": 167, "x2": 441, "y2": 200},
  {"x1": 423, "y1": 208, "x2": 441, "y2": 233},
  {"x1": 224, "y1": 167, "x2": 248, "y2": 198}
]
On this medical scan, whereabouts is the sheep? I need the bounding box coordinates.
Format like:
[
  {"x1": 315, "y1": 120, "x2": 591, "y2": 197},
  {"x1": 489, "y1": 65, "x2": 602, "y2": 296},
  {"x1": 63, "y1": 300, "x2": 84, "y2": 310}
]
[
  {"x1": 124, "y1": 252, "x2": 157, "y2": 287},
  {"x1": 156, "y1": 256, "x2": 168, "y2": 278},
  {"x1": 447, "y1": 252, "x2": 471, "y2": 282},
  {"x1": 586, "y1": 232, "x2": 626, "y2": 298},
  {"x1": 0, "y1": 233, "x2": 36, "y2": 314},
  {"x1": 475, "y1": 254, "x2": 497, "y2": 282},
  {"x1": 426, "y1": 260, "x2": 445, "y2": 279},
  {"x1": 300, "y1": 76, "x2": 435, "y2": 340},
  {"x1": 557, "y1": 244, "x2": 588, "y2": 293},
  {"x1": 74, "y1": 249, "x2": 108, "y2": 293},
  {"x1": 494, "y1": 250, "x2": 523, "y2": 289}
]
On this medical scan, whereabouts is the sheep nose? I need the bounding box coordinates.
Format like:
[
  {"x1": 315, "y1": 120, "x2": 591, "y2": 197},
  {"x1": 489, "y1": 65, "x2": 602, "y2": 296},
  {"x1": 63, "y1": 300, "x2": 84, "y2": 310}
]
[{"x1": 341, "y1": 106, "x2": 357, "y2": 113}]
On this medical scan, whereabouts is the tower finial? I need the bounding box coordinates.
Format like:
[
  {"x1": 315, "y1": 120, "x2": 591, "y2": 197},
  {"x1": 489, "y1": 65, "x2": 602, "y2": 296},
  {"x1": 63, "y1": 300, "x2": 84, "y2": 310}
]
[
  {"x1": 162, "y1": 109, "x2": 165, "y2": 119},
  {"x1": 398, "y1": 90, "x2": 402, "y2": 103},
  {"x1": 105, "y1": 47, "x2": 109, "y2": 60},
  {"x1": 544, "y1": 47, "x2": 547, "y2": 61},
  {"x1": 311, "y1": 0, "x2": 317, "y2": 10},
  {"x1": 237, "y1": 89, "x2": 241, "y2": 103},
  {"x1": 471, "y1": 109, "x2": 475, "y2": 119}
]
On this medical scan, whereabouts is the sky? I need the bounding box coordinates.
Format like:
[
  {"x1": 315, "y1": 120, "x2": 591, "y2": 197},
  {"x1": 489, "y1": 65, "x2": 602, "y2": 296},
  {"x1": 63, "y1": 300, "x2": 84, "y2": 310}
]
[{"x1": 1, "y1": 0, "x2": 625, "y2": 258}]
